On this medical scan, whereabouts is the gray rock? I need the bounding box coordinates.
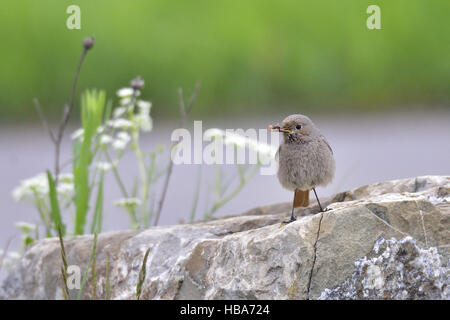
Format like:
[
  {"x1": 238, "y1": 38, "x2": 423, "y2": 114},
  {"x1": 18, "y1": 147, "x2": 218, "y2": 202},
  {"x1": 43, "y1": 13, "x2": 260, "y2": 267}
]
[
  {"x1": 318, "y1": 237, "x2": 449, "y2": 300},
  {"x1": 1, "y1": 175, "x2": 449, "y2": 300}
]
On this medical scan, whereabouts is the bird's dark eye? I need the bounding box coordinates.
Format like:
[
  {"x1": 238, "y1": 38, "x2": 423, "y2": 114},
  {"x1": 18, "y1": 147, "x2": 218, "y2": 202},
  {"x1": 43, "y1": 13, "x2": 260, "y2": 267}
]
[{"x1": 296, "y1": 125, "x2": 302, "y2": 130}]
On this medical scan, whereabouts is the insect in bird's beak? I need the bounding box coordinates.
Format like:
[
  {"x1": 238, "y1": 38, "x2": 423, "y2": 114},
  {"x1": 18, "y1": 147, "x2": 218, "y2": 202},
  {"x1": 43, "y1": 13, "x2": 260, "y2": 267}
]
[{"x1": 269, "y1": 124, "x2": 292, "y2": 133}]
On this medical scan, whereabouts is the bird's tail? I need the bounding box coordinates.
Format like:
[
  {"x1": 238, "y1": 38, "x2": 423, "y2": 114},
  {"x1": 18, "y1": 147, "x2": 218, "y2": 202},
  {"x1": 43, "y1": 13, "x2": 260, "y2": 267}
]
[{"x1": 294, "y1": 189, "x2": 309, "y2": 208}]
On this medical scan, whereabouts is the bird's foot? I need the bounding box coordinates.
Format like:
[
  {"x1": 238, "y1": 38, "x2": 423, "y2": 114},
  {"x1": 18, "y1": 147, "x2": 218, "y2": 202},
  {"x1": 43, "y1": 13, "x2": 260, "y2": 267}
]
[
  {"x1": 318, "y1": 207, "x2": 332, "y2": 213},
  {"x1": 283, "y1": 216, "x2": 297, "y2": 224}
]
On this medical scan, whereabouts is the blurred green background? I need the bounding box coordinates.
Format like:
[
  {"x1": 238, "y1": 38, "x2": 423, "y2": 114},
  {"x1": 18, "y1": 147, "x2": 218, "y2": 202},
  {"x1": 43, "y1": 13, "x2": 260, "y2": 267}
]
[{"x1": 0, "y1": 0, "x2": 449, "y2": 121}]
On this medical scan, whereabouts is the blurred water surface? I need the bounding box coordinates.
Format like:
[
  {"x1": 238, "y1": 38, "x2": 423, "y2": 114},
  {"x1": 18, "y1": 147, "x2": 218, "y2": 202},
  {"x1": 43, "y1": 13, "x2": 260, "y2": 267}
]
[{"x1": 1, "y1": 111, "x2": 449, "y2": 256}]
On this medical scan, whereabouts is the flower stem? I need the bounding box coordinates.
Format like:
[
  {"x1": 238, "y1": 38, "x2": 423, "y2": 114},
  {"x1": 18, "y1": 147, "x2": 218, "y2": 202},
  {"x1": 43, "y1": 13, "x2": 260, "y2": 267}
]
[
  {"x1": 103, "y1": 150, "x2": 138, "y2": 228},
  {"x1": 103, "y1": 150, "x2": 128, "y2": 198},
  {"x1": 203, "y1": 163, "x2": 260, "y2": 220}
]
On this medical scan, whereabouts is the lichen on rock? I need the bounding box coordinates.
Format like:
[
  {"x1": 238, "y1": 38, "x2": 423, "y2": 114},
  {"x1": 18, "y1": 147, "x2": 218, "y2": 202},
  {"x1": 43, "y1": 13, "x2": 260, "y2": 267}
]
[{"x1": 319, "y1": 237, "x2": 449, "y2": 300}]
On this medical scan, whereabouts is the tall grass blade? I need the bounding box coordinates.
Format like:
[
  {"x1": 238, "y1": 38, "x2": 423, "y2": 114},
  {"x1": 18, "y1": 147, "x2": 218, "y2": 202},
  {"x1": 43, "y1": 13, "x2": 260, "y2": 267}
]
[
  {"x1": 47, "y1": 170, "x2": 65, "y2": 235},
  {"x1": 90, "y1": 172, "x2": 104, "y2": 234},
  {"x1": 57, "y1": 224, "x2": 70, "y2": 300},
  {"x1": 77, "y1": 232, "x2": 98, "y2": 300},
  {"x1": 90, "y1": 241, "x2": 98, "y2": 300},
  {"x1": 136, "y1": 248, "x2": 150, "y2": 300},
  {"x1": 104, "y1": 255, "x2": 111, "y2": 300}
]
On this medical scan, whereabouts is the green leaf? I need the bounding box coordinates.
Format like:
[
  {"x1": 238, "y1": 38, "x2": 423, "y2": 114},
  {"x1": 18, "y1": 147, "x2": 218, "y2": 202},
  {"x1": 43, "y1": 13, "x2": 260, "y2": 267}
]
[
  {"x1": 90, "y1": 172, "x2": 104, "y2": 234},
  {"x1": 72, "y1": 138, "x2": 82, "y2": 169},
  {"x1": 103, "y1": 99, "x2": 113, "y2": 123},
  {"x1": 24, "y1": 236, "x2": 34, "y2": 246},
  {"x1": 47, "y1": 170, "x2": 65, "y2": 236},
  {"x1": 73, "y1": 90, "x2": 106, "y2": 235}
]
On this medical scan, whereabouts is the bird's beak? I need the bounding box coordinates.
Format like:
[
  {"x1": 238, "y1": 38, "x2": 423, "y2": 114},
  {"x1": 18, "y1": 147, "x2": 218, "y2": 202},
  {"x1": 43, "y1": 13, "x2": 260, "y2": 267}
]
[
  {"x1": 279, "y1": 127, "x2": 292, "y2": 133},
  {"x1": 269, "y1": 124, "x2": 292, "y2": 133}
]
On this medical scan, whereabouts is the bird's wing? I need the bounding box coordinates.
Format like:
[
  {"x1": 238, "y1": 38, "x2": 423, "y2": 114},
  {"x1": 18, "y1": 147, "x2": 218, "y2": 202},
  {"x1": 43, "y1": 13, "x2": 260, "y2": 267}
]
[
  {"x1": 322, "y1": 137, "x2": 333, "y2": 155},
  {"x1": 275, "y1": 145, "x2": 280, "y2": 162}
]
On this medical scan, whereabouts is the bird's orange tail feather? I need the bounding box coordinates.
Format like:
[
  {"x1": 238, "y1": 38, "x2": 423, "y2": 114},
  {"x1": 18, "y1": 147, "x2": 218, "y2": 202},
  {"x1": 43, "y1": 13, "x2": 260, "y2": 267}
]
[{"x1": 294, "y1": 189, "x2": 309, "y2": 208}]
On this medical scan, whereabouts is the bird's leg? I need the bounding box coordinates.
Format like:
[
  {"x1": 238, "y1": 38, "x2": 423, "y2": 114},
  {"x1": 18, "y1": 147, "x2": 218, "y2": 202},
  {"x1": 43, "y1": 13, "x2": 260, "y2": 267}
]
[
  {"x1": 284, "y1": 189, "x2": 297, "y2": 223},
  {"x1": 312, "y1": 188, "x2": 327, "y2": 213}
]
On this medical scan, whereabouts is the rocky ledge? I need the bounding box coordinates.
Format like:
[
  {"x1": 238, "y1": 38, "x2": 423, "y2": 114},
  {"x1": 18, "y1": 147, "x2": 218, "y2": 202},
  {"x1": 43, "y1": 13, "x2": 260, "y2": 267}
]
[{"x1": 1, "y1": 176, "x2": 449, "y2": 300}]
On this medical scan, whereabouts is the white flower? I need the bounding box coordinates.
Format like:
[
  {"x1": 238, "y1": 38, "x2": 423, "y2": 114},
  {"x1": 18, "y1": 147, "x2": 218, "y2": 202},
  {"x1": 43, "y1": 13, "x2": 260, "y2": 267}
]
[
  {"x1": 116, "y1": 87, "x2": 134, "y2": 98},
  {"x1": 7, "y1": 251, "x2": 21, "y2": 260},
  {"x1": 112, "y1": 131, "x2": 131, "y2": 150},
  {"x1": 113, "y1": 140, "x2": 128, "y2": 150},
  {"x1": 97, "y1": 125, "x2": 105, "y2": 135},
  {"x1": 99, "y1": 134, "x2": 113, "y2": 146},
  {"x1": 204, "y1": 129, "x2": 278, "y2": 160},
  {"x1": 223, "y1": 132, "x2": 247, "y2": 148},
  {"x1": 137, "y1": 100, "x2": 152, "y2": 110},
  {"x1": 114, "y1": 197, "x2": 142, "y2": 208},
  {"x1": 15, "y1": 222, "x2": 37, "y2": 234},
  {"x1": 71, "y1": 128, "x2": 84, "y2": 140},
  {"x1": 247, "y1": 139, "x2": 278, "y2": 159},
  {"x1": 12, "y1": 173, "x2": 48, "y2": 202},
  {"x1": 0, "y1": 252, "x2": 21, "y2": 271},
  {"x1": 134, "y1": 100, "x2": 153, "y2": 132},
  {"x1": 58, "y1": 173, "x2": 74, "y2": 182},
  {"x1": 57, "y1": 181, "x2": 74, "y2": 201},
  {"x1": 119, "y1": 97, "x2": 132, "y2": 106},
  {"x1": 134, "y1": 113, "x2": 152, "y2": 132},
  {"x1": 117, "y1": 131, "x2": 130, "y2": 141},
  {"x1": 113, "y1": 140, "x2": 127, "y2": 150},
  {"x1": 203, "y1": 128, "x2": 224, "y2": 140},
  {"x1": 12, "y1": 173, "x2": 75, "y2": 204},
  {"x1": 107, "y1": 118, "x2": 136, "y2": 130},
  {"x1": 113, "y1": 106, "x2": 127, "y2": 119},
  {"x1": 205, "y1": 129, "x2": 246, "y2": 147},
  {"x1": 116, "y1": 87, "x2": 141, "y2": 98},
  {"x1": 95, "y1": 161, "x2": 114, "y2": 172}
]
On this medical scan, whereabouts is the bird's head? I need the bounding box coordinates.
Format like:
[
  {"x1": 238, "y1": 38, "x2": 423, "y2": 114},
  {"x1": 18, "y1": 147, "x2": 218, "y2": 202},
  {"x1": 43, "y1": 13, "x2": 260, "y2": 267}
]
[{"x1": 270, "y1": 114, "x2": 319, "y2": 143}]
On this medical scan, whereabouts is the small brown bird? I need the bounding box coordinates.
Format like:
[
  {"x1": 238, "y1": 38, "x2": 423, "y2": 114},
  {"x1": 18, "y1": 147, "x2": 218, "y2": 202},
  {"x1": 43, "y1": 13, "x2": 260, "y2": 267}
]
[{"x1": 271, "y1": 114, "x2": 335, "y2": 222}]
